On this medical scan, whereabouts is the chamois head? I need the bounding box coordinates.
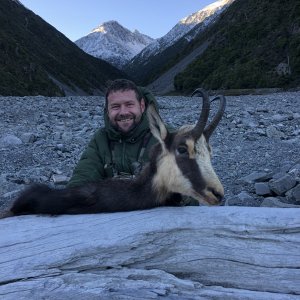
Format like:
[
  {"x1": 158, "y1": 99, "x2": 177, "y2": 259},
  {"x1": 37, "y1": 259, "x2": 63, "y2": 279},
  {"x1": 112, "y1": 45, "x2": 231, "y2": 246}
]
[{"x1": 147, "y1": 89, "x2": 226, "y2": 206}]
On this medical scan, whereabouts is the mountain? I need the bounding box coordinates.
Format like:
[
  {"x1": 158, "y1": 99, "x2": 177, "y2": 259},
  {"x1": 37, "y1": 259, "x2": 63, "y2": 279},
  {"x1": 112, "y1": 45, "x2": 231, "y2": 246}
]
[
  {"x1": 75, "y1": 21, "x2": 154, "y2": 69},
  {"x1": 173, "y1": 0, "x2": 300, "y2": 93},
  {"x1": 124, "y1": 0, "x2": 300, "y2": 94},
  {"x1": 0, "y1": 0, "x2": 126, "y2": 96},
  {"x1": 124, "y1": 0, "x2": 235, "y2": 85}
]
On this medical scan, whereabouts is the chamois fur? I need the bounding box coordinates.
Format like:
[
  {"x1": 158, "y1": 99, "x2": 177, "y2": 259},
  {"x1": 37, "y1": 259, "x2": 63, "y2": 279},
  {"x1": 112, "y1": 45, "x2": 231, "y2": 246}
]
[
  {"x1": 10, "y1": 90, "x2": 226, "y2": 216},
  {"x1": 11, "y1": 147, "x2": 182, "y2": 215}
]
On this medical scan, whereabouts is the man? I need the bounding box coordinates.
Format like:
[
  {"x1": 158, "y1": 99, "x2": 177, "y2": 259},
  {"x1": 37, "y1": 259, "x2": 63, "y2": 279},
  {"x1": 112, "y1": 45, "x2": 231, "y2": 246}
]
[{"x1": 67, "y1": 79, "x2": 161, "y2": 187}]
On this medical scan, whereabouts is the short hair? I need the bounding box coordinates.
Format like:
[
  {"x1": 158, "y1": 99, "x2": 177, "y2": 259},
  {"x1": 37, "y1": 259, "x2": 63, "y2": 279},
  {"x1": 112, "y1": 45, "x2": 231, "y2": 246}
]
[{"x1": 105, "y1": 79, "x2": 143, "y2": 106}]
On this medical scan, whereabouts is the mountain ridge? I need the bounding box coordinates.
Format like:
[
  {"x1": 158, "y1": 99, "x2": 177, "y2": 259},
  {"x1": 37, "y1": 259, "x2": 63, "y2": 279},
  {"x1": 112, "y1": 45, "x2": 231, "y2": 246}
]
[
  {"x1": 124, "y1": 0, "x2": 235, "y2": 84},
  {"x1": 75, "y1": 21, "x2": 154, "y2": 68}
]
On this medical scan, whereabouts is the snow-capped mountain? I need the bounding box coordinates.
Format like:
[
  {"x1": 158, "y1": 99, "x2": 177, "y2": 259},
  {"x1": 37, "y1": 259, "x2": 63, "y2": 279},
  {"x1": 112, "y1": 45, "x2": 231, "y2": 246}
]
[
  {"x1": 128, "y1": 0, "x2": 235, "y2": 64},
  {"x1": 75, "y1": 21, "x2": 154, "y2": 69}
]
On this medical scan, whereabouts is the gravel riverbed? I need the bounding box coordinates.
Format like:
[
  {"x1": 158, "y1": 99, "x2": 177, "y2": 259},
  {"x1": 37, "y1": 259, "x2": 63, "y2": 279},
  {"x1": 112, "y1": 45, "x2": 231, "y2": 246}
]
[{"x1": 0, "y1": 91, "x2": 299, "y2": 212}]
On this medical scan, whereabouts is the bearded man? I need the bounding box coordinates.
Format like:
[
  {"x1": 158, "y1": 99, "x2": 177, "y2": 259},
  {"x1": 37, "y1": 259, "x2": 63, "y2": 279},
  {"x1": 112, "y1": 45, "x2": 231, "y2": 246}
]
[{"x1": 67, "y1": 78, "x2": 161, "y2": 187}]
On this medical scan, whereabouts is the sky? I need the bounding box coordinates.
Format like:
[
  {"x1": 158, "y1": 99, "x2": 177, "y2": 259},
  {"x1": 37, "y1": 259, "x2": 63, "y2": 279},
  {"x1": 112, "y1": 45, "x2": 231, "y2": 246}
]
[{"x1": 20, "y1": 0, "x2": 217, "y2": 41}]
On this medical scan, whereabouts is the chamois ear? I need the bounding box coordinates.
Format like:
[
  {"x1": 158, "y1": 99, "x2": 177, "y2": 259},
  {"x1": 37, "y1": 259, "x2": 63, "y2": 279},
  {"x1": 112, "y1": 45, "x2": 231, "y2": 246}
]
[{"x1": 147, "y1": 104, "x2": 168, "y2": 145}]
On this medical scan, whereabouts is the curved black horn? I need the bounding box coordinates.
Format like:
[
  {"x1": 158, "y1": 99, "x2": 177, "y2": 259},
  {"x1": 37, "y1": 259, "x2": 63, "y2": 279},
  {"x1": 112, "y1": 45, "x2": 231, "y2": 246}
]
[
  {"x1": 204, "y1": 95, "x2": 226, "y2": 139},
  {"x1": 190, "y1": 88, "x2": 210, "y2": 140}
]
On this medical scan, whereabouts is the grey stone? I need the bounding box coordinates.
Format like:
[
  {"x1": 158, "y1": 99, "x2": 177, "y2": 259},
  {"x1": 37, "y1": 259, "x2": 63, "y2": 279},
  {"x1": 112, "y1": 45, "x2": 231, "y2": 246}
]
[
  {"x1": 0, "y1": 134, "x2": 22, "y2": 146},
  {"x1": 240, "y1": 171, "x2": 273, "y2": 184},
  {"x1": 242, "y1": 118, "x2": 257, "y2": 128},
  {"x1": 237, "y1": 191, "x2": 254, "y2": 201},
  {"x1": 54, "y1": 143, "x2": 66, "y2": 152},
  {"x1": 20, "y1": 132, "x2": 37, "y2": 143},
  {"x1": 279, "y1": 161, "x2": 294, "y2": 173},
  {"x1": 266, "y1": 125, "x2": 284, "y2": 139},
  {"x1": 272, "y1": 172, "x2": 287, "y2": 180},
  {"x1": 286, "y1": 184, "x2": 300, "y2": 203},
  {"x1": 254, "y1": 128, "x2": 266, "y2": 136},
  {"x1": 79, "y1": 110, "x2": 90, "y2": 118},
  {"x1": 256, "y1": 107, "x2": 269, "y2": 113},
  {"x1": 244, "y1": 132, "x2": 258, "y2": 141},
  {"x1": 223, "y1": 192, "x2": 261, "y2": 207},
  {"x1": 254, "y1": 182, "x2": 271, "y2": 196},
  {"x1": 261, "y1": 197, "x2": 300, "y2": 208},
  {"x1": 292, "y1": 112, "x2": 300, "y2": 119},
  {"x1": 269, "y1": 174, "x2": 297, "y2": 195},
  {"x1": 271, "y1": 114, "x2": 288, "y2": 122},
  {"x1": 288, "y1": 164, "x2": 300, "y2": 180},
  {"x1": 51, "y1": 174, "x2": 69, "y2": 185}
]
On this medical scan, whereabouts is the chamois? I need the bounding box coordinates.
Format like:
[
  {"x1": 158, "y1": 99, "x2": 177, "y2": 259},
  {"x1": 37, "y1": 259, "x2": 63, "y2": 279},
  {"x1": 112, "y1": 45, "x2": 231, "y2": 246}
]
[{"x1": 10, "y1": 89, "x2": 226, "y2": 216}]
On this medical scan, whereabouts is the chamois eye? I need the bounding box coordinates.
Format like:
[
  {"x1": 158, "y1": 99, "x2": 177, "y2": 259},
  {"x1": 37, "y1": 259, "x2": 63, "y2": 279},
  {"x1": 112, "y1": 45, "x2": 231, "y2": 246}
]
[{"x1": 176, "y1": 145, "x2": 188, "y2": 155}]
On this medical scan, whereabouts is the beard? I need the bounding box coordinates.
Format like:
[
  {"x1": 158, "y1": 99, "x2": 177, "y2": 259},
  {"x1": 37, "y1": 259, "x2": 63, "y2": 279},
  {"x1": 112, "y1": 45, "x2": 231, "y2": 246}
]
[{"x1": 112, "y1": 113, "x2": 140, "y2": 133}]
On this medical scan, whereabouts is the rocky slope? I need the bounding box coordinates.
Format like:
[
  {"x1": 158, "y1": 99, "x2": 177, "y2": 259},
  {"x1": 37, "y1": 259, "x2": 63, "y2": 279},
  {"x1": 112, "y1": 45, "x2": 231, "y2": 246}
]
[
  {"x1": 75, "y1": 21, "x2": 154, "y2": 69},
  {"x1": 124, "y1": 0, "x2": 235, "y2": 84},
  {"x1": 0, "y1": 91, "x2": 299, "y2": 212}
]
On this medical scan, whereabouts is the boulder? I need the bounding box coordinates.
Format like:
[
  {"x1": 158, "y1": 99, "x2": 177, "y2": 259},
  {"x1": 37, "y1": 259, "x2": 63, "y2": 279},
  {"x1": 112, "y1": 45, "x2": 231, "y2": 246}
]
[{"x1": 0, "y1": 207, "x2": 299, "y2": 299}]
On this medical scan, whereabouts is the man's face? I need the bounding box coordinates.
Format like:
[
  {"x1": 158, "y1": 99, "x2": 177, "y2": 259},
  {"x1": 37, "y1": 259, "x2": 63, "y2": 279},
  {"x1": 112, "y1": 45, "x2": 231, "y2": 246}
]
[{"x1": 107, "y1": 90, "x2": 145, "y2": 133}]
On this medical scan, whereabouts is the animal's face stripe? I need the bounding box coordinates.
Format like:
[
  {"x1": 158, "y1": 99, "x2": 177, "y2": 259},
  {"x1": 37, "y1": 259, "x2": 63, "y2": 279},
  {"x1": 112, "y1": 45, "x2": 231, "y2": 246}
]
[{"x1": 154, "y1": 131, "x2": 224, "y2": 205}]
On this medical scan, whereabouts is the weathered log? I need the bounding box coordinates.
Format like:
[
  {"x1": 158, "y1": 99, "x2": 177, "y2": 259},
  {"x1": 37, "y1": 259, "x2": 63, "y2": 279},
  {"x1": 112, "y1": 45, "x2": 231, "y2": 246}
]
[{"x1": 0, "y1": 206, "x2": 299, "y2": 299}]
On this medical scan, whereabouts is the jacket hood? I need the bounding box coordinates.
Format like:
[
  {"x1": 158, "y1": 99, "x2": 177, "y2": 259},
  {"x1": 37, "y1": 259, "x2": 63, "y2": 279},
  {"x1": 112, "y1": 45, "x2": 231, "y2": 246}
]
[{"x1": 104, "y1": 87, "x2": 159, "y2": 142}]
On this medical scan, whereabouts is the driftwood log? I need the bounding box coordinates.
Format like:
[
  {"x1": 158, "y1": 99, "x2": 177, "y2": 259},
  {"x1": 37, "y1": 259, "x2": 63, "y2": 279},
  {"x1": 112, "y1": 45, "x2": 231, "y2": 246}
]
[{"x1": 0, "y1": 206, "x2": 299, "y2": 300}]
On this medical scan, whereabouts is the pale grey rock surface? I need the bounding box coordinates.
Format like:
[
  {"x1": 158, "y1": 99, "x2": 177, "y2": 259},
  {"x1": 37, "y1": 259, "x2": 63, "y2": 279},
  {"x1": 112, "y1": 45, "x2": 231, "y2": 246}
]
[{"x1": 0, "y1": 207, "x2": 299, "y2": 299}]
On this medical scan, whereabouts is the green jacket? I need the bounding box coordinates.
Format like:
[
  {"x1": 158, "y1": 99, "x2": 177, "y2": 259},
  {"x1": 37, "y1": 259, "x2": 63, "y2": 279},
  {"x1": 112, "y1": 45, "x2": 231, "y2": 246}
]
[{"x1": 67, "y1": 87, "x2": 160, "y2": 188}]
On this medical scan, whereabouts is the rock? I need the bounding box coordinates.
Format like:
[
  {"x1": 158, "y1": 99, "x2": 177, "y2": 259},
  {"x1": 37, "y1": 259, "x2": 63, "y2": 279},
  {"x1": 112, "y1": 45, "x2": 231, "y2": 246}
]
[
  {"x1": 271, "y1": 114, "x2": 288, "y2": 122},
  {"x1": 254, "y1": 182, "x2": 271, "y2": 196},
  {"x1": 288, "y1": 163, "x2": 300, "y2": 181},
  {"x1": 79, "y1": 110, "x2": 90, "y2": 118},
  {"x1": 286, "y1": 184, "x2": 300, "y2": 203},
  {"x1": 225, "y1": 191, "x2": 261, "y2": 207},
  {"x1": 272, "y1": 172, "x2": 288, "y2": 180},
  {"x1": 260, "y1": 197, "x2": 300, "y2": 208},
  {"x1": 269, "y1": 174, "x2": 297, "y2": 196},
  {"x1": 236, "y1": 191, "x2": 254, "y2": 201},
  {"x1": 0, "y1": 207, "x2": 299, "y2": 299},
  {"x1": 51, "y1": 174, "x2": 69, "y2": 185},
  {"x1": 20, "y1": 132, "x2": 37, "y2": 143},
  {"x1": 293, "y1": 112, "x2": 300, "y2": 119},
  {"x1": 0, "y1": 134, "x2": 22, "y2": 146},
  {"x1": 266, "y1": 125, "x2": 285, "y2": 139},
  {"x1": 240, "y1": 171, "x2": 273, "y2": 184}
]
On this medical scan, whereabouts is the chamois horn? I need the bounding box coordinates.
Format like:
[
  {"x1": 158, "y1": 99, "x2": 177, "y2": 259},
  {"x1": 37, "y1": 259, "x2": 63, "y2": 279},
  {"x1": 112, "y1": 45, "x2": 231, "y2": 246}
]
[
  {"x1": 190, "y1": 88, "x2": 210, "y2": 140},
  {"x1": 204, "y1": 95, "x2": 226, "y2": 139}
]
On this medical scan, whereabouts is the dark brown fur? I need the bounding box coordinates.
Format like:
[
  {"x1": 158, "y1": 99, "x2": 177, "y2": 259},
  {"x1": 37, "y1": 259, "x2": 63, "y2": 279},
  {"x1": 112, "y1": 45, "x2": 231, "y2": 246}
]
[{"x1": 10, "y1": 144, "x2": 182, "y2": 216}]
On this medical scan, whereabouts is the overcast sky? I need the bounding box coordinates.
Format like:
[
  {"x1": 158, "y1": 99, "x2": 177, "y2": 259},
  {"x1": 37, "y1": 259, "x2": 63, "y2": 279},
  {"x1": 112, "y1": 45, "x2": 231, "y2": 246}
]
[{"x1": 20, "y1": 0, "x2": 216, "y2": 41}]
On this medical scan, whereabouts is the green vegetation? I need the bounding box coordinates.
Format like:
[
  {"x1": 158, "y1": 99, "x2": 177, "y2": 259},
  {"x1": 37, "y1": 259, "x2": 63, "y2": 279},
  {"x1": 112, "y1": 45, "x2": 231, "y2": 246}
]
[
  {"x1": 125, "y1": 0, "x2": 300, "y2": 93},
  {"x1": 0, "y1": 0, "x2": 126, "y2": 96},
  {"x1": 174, "y1": 0, "x2": 300, "y2": 93}
]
